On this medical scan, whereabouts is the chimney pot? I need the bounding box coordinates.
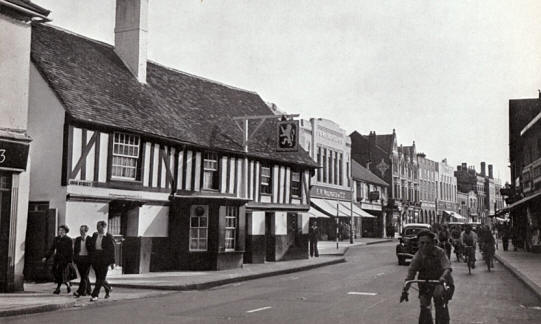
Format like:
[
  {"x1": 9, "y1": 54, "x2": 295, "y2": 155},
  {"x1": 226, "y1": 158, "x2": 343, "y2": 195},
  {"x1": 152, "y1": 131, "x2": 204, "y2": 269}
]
[
  {"x1": 488, "y1": 164, "x2": 494, "y2": 178},
  {"x1": 481, "y1": 162, "x2": 486, "y2": 177}
]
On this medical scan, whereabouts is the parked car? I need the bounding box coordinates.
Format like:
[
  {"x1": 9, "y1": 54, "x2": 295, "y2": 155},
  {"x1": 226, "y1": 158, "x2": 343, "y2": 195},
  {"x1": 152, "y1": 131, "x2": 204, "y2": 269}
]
[{"x1": 396, "y1": 223, "x2": 431, "y2": 265}]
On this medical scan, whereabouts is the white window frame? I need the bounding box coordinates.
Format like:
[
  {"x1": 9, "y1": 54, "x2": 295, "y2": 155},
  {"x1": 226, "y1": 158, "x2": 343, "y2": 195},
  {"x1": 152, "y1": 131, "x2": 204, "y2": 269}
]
[
  {"x1": 291, "y1": 171, "x2": 301, "y2": 197},
  {"x1": 224, "y1": 206, "x2": 238, "y2": 251},
  {"x1": 189, "y1": 205, "x2": 208, "y2": 251},
  {"x1": 111, "y1": 132, "x2": 140, "y2": 180},
  {"x1": 203, "y1": 152, "x2": 219, "y2": 190},
  {"x1": 261, "y1": 165, "x2": 272, "y2": 194}
]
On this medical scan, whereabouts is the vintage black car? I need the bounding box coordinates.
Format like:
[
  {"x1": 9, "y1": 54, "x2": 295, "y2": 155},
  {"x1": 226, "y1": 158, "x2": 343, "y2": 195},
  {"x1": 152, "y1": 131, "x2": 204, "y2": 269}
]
[{"x1": 396, "y1": 223, "x2": 431, "y2": 265}]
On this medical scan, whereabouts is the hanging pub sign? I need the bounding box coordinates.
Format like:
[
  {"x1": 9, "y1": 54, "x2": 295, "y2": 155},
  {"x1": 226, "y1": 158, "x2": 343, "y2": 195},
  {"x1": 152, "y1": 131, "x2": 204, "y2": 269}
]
[
  {"x1": 276, "y1": 120, "x2": 299, "y2": 152},
  {"x1": 0, "y1": 139, "x2": 30, "y2": 171}
]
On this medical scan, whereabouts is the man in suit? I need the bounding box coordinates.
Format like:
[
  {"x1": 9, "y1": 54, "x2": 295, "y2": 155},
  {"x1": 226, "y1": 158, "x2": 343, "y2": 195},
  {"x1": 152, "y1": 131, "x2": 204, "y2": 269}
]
[
  {"x1": 73, "y1": 225, "x2": 92, "y2": 297},
  {"x1": 88, "y1": 220, "x2": 115, "y2": 301}
]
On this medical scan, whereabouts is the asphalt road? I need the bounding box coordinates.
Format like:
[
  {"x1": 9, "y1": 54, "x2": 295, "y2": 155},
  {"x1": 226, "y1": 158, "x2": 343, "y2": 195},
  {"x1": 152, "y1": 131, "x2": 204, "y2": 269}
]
[{"x1": 5, "y1": 242, "x2": 541, "y2": 324}]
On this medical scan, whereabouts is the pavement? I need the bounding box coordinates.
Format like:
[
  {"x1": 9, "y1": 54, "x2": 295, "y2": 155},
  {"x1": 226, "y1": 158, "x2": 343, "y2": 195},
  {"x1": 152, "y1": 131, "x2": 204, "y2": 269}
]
[
  {"x1": 494, "y1": 243, "x2": 541, "y2": 302},
  {"x1": 0, "y1": 237, "x2": 391, "y2": 318},
  {"x1": 5, "y1": 241, "x2": 541, "y2": 324}
]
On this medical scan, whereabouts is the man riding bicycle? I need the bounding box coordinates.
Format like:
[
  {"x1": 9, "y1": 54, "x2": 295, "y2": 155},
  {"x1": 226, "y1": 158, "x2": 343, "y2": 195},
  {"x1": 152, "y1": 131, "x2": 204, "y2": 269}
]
[
  {"x1": 460, "y1": 224, "x2": 478, "y2": 268},
  {"x1": 401, "y1": 230, "x2": 454, "y2": 324}
]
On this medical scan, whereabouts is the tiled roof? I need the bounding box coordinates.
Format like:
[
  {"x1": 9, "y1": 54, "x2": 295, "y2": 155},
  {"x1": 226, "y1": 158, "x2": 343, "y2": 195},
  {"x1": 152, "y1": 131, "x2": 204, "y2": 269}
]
[
  {"x1": 351, "y1": 160, "x2": 388, "y2": 187},
  {"x1": 5, "y1": 0, "x2": 50, "y2": 16},
  {"x1": 30, "y1": 24, "x2": 317, "y2": 168}
]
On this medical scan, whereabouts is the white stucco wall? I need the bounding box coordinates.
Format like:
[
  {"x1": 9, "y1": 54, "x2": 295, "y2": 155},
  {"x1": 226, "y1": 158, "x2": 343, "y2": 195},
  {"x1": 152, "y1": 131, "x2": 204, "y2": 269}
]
[
  {"x1": 65, "y1": 201, "x2": 109, "y2": 235},
  {"x1": 27, "y1": 64, "x2": 67, "y2": 219},
  {"x1": 274, "y1": 211, "x2": 287, "y2": 235},
  {"x1": 138, "y1": 205, "x2": 168, "y2": 237},
  {"x1": 249, "y1": 211, "x2": 265, "y2": 235},
  {"x1": 0, "y1": 16, "x2": 31, "y2": 130}
]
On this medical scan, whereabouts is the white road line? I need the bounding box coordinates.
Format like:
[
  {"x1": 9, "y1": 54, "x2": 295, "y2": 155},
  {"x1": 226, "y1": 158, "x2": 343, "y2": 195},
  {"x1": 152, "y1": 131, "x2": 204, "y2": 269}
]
[
  {"x1": 348, "y1": 292, "x2": 378, "y2": 296},
  {"x1": 246, "y1": 306, "x2": 272, "y2": 313}
]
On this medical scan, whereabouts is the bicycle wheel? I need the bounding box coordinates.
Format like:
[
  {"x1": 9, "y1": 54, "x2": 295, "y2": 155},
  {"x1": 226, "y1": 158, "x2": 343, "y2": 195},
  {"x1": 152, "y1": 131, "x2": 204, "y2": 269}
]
[{"x1": 466, "y1": 251, "x2": 471, "y2": 275}]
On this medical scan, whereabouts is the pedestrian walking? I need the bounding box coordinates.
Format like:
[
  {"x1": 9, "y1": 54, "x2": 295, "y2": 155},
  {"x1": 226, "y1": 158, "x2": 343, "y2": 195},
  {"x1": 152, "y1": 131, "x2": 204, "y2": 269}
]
[
  {"x1": 501, "y1": 223, "x2": 510, "y2": 252},
  {"x1": 73, "y1": 225, "x2": 92, "y2": 297},
  {"x1": 309, "y1": 221, "x2": 319, "y2": 257},
  {"x1": 88, "y1": 220, "x2": 115, "y2": 301},
  {"x1": 42, "y1": 225, "x2": 74, "y2": 294}
]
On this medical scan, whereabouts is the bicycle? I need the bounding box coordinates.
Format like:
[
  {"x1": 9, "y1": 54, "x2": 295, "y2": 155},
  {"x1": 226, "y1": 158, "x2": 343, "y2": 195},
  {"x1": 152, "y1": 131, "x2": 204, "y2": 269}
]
[
  {"x1": 463, "y1": 245, "x2": 474, "y2": 275},
  {"x1": 400, "y1": 279, "x2": 451, "y2": 323},
  {"x1": 481, "y1": 246, "x2": 494, "y2": 272}
]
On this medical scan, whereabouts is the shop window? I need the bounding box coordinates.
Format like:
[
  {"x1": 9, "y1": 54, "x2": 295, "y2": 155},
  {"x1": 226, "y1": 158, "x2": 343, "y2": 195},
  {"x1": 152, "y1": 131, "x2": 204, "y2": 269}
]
[
  {"x1": 291, "y1": 171, "x2": 301, "y2": 197},
  {"x1": 225, "y1": 206, "x2": 238, "y2": 251},
  {"x1": 261, "y1": 164, "x2": 273, "y2": 194},
  {"x1": 111, "y1": 132, "x2": 140, "y2": 180},
  {"x1": 190, "y1": 205, "x2": 208, "y2": 251},
  {"x1": 203, "y1": 152, "x2": 219, "y2": 190}
]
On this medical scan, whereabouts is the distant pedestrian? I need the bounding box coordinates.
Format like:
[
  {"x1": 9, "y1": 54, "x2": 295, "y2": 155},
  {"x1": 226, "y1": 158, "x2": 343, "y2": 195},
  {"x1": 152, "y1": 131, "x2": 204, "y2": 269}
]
[
  {"x1": 88, "y1": 220, "x2": 116, "y2": 301},
  {"x1": 42, "y1": 225, "x2": 73, "y2": 294},
  {"x1": 73, "y1": 225, "x2": 92, "y2": 297},
  {"x1": 501, "y1": 223, "x2": 510, "y2": 252},
  {"x1": 309, "y1": 221, "x2": 319, "y2": 257}
]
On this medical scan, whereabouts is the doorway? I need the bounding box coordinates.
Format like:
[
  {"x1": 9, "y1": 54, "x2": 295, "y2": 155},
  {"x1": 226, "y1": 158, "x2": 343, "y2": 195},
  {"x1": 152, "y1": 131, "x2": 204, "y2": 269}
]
[
  {"x1": 265, "y1": 212, "x2": 273, "y2": 261},
  {"x1": 24, "y1": 202, "x2": 56, "y2": 282}
]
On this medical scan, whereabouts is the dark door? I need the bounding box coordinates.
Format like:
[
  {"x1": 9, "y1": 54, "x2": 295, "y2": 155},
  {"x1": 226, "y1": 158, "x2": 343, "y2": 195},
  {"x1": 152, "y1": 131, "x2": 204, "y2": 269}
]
[
  {"x1": 265, "y1": 212, "x2": 273, "y2": 261},
  {"x1": 0, "y1": 172, "x2": 12, "y2": 290},
  {"x1": 24, "y1": 202, "x2": 56, "y2": 282}
]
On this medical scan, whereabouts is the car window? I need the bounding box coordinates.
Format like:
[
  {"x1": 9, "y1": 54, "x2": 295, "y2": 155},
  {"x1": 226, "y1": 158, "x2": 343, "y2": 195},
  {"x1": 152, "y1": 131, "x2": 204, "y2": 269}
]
[{"x1": 404, "y1": 227, "x2": 426, "y2": 236}]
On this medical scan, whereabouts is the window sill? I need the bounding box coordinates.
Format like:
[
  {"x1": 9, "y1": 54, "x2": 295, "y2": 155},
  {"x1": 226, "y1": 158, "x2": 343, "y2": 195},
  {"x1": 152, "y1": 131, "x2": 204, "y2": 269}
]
[{"x1": 110, "y1": 177, "x2": 142, "y2": 184}]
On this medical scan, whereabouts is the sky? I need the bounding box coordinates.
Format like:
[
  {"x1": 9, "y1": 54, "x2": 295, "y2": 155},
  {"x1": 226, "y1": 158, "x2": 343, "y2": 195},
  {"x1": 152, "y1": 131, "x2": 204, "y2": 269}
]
[{"x1": 34, "y1": 0, "x2": 541, "y2": 183}]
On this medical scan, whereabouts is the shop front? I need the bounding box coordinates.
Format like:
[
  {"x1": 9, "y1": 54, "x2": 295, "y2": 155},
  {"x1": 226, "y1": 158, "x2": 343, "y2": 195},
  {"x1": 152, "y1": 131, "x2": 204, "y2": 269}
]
[
  {"x1": 308, "y1": 185, "x2": 374, "y2": 240},
  {"x1": 169, "y1": 194, "x2": 249, "y2": 270}
]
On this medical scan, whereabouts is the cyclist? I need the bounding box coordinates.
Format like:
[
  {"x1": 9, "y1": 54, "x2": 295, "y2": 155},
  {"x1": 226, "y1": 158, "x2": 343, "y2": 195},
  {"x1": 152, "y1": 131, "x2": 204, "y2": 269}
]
[
  {"x1": 438, "y1": 225, "x2": 452, "y2": 260},
  {"x1": 450, "y1": 226, "x2": 462, "y2": 262},
  {"x1": 460, "y1": 224, "x2": 478, "y2": 268},
  {"x1": 478, "y1": 225, "x2": 495, "y2": 268},
  {"x1": 402, "y1": 230, "x2": 454, "y2": 324}
]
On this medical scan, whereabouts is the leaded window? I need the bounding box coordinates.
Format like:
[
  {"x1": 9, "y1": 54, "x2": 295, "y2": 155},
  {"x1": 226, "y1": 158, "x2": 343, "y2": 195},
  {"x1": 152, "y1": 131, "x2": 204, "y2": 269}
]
[{"x1": 112, "y1": 132, "x2": 140, "y2": 180}]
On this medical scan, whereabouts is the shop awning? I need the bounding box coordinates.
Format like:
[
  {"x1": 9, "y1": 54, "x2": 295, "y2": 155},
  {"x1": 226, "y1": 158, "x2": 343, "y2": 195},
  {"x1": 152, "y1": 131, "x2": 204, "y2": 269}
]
[
  {"x1": 311, "y1": 198, "x2": 353, "y2": 218},
  {"x1": 308, "y1": 208, "x2": 330, "y2": 218},
  {"x1": 508, "y1": 191, "x2": 541, "y2": 210},
  {"x1": 337, "y1": 201, "x2": 376, "y2": 218},
  {"x1": 444, "y1": 210, "x2": 466, "y2": 220}
]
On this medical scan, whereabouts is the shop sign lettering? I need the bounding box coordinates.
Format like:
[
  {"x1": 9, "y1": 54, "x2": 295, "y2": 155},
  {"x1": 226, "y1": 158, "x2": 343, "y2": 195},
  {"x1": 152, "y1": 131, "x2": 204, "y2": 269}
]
[{"x1": 0, "y1": 140, "x2": 29, "y2": 171}]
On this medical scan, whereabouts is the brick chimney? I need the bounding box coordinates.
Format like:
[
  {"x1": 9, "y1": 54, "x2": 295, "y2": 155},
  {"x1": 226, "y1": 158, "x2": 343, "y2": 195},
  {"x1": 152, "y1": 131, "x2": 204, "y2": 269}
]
[
  {"x1": 368, "y1": 131, "x2": 376, "y2": 165},
  {"x1": 480, "y1": 162, "x2": 486, "y2": 177},
  {"x1": 115, "y1": 0, "x2": 148, "y2": 83},
  {"x1": 488, "y1": 164, "x2": 493, "y2": 179}
]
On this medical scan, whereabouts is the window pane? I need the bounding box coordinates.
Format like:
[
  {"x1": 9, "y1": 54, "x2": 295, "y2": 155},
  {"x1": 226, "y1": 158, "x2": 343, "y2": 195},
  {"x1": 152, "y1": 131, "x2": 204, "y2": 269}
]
[
  {"x1": 190, "y1": 239, "x2": 198, "y2": 250},
  {"x1": 190, "y1": 228, "x2": 198, "y2": 239},
  {"x1": 199, "y1": 228, "x2": 207, "y2": 239},
  {"x1": 199, "y1": 239, "x2": 207, "y2": 250},
  {"x1": 190, "y1": 217, "x2": 199, "y2": 228},
  {"x1": 200, "y1": 216, "x2": 207, "y2": 227}
]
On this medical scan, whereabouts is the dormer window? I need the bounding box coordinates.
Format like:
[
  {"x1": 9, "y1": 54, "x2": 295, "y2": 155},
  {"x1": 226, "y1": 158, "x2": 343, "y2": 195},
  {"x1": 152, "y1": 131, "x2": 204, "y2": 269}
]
[{"x1": 111, "y1": 132, "x2": 140, "y2": 180}]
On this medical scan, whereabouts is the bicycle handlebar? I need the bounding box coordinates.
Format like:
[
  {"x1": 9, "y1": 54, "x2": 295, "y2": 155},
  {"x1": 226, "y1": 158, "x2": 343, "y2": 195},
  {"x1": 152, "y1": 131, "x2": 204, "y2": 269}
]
[{"x1": 403, "y1": 279, "x2": 448, "y2": 291}]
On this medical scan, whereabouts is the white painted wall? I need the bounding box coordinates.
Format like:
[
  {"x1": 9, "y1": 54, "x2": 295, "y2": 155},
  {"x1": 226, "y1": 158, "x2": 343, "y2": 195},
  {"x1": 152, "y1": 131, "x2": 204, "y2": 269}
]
[
  {"x1": 65, "y1": 201, "x2": 109, "y2": 235},
  {"x1": 27, "y1": 64, "x2": 67, "y2": 219},
  {"x1": 138, "y1": 205, "x2": 168, "y2": 237},
  {"x1": 13, "y1": 172, "x2": 30, "y2": 287},
  {"x1": 300, "y1": 212, "x2": 309, "y2": 234},
  {"x1": 274, "y1": 211, "x2": 287, "y2": 235},
  {"x1": 249, "y1": 211, "x2": 265, "y2": 235},
  {"x1": 0, "y1": 17, "x2": 31, "y2": 130}
]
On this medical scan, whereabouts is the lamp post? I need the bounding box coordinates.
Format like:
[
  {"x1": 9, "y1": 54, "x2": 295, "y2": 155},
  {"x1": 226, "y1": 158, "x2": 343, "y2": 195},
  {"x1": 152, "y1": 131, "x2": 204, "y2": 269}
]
[{"x1": 350, "y1": 180, "x2": 354, "y2": 244}]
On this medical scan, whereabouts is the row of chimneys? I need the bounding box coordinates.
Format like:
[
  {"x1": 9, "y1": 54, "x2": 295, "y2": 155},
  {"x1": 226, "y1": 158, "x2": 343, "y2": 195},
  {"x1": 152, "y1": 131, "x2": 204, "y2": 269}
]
[{"x1": 457, "y1": 162, "x2": 494, "y2": 178}]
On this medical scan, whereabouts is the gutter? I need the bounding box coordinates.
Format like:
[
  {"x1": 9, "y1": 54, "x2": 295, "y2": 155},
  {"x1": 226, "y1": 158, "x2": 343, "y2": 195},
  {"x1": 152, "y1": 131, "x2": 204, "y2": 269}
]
[{"x1": 0, "y1": 0, "x2": 51, "y2": 21}]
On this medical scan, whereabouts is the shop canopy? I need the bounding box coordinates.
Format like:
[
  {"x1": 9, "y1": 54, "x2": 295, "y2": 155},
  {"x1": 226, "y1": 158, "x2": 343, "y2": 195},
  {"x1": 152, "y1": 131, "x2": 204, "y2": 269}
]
[
  {"x1": 443, "y1": 210, "x2": 466, "y2": 220},
  {"x1": 308, "y1": 208, "x2": 330, "y2": 219},
  {"x1": 507, "y1": 191, "x2": 541, "y2": 210},
  {"x1": 310, "y1": 198, "x2": 375, "y2": 218}
]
